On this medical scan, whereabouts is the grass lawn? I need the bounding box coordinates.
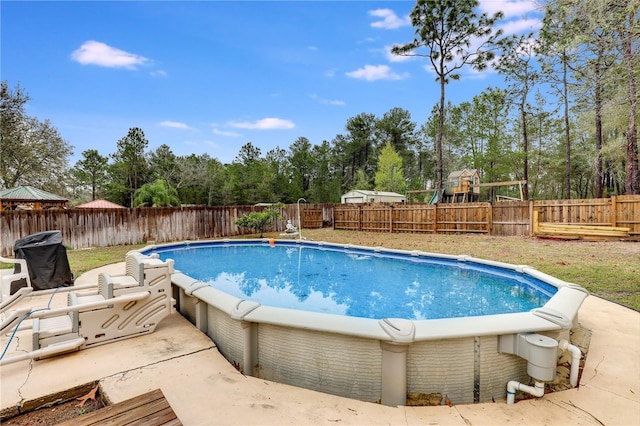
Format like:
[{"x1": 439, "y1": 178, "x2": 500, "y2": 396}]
[{"x1": 62, "y1": 230, "x2": 640, "y2": 312}]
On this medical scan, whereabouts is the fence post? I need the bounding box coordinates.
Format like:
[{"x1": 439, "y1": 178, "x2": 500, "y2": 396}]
[
  {"x1": 610, "y1": 196, "x2": 617, "y2": 227},
  {"x1": 433, "y1": 204, "x2": 438, "y2": 234},
  {"x1": 332, "y1": 206, "x2": 336, "y2": 230},
  {"x1": 359, "y1": 205, "x2": 363, "y2": 231},
  {"x1": 389, "y1": 205, "x2": 393, "y2": 233},
  {"x1": 487, "y1": 202, "x2": 493, "y2": 235},
  {"x1": 528, "y1": 200, "x2": 534, "y2": 237}
]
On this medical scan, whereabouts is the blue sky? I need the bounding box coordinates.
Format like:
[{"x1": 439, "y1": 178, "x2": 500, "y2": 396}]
[{"x1": 2, "y1": 1, "x2": 542, "y2": 165}]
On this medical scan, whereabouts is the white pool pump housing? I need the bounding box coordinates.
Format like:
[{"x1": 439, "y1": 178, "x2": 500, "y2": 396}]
[{"x1": 499, "y1": 333, "x2": 558, "y2": 381}]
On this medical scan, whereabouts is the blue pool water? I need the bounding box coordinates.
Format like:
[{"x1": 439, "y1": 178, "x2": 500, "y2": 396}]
[{"x1": 147, "y1": 241, "x2": 557, "y2": 320}]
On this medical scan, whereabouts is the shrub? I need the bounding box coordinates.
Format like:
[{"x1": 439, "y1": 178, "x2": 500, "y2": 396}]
[{"x1": 235, "y1": 203, "x2": 284, "y2": 237}]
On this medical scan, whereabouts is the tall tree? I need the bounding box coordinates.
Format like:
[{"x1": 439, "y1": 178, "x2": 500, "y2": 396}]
[
  {"x1": 375, "y1": 108, "x2": 418, "y2": 177},
  {"x1": 204, "y1": 156, "x2": 227, "y2": 206},
  {"x1": 529, "y1": 91, "x2": 562, "y2": 199},
  {"x1": 265, "y1": 146, "x2": 294, "y2": 203},
  {"x1": 0, "y1": 81, "x2": 73, "y2": 190},
  {"x1": 309, "y1": 141, "x2": 340, "y2": 203},
  {"x1": 72, "y1": 149, "x2": 108, "y2": 200},
  {"x1": 109, "y1": 127, "x2": 150, "y2": 207},
  {"x1": 229, "y1": 142, "x2": 270, "y2": 205},
  {"x1": 614, "y1": 0, "x2": 639, "y2": 194},
  {"x1": 148, "y1": 144, "x2": 180, "y2": 189},
  {"x1": 453, "y1": 88, "x2": 511, "y2": 199},
  {"x1": 175, "y1": 154, "x2": 211, "y2": 205},
  {"x1": 392, "y1": 0, "x2": 502, "y2": 202},
  {"x1": 288, "y1": 137, "x2": 314, "y2": 199},
  {"x1": 495, "y1": 34, "x2": 540, "y2": 199},
  {"x1": 539, "y1": 1, "x2": 580, "y2": 198},
  {"x1": 352, "y1": 169, "x2": 372, "y2": 191},
  {"x1": 375, "y1": 142, "x2": 407, "y2": 193}
]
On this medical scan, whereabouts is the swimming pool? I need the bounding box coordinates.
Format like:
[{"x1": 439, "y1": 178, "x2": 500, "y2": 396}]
[{"x1": 142, "y1": 239, "x2": 589, "y2": 406}]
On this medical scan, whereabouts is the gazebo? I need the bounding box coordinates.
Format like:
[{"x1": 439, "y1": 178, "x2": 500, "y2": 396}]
[{"x1": 0, "y1": 186, "x2": 69, "y2": 210}]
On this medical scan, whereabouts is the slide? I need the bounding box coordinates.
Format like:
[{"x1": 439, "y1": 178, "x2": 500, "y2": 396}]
[{"x1": 429, "y1": 190, "x2": 438, "y2": 205}]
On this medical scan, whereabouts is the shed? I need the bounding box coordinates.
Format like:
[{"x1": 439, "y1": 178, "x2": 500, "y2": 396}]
[
  {"x1": 0, "y1": 186, "x2": 68, "y2": 210},
  {"x1": 341, "y1": 190, "x2": 406, "y2": 204},
  {"x1": 76, "y1": 199, "x2": 125, "y2": 209}
]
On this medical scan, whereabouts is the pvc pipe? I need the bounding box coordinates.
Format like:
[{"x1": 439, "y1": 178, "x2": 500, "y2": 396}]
[
  {"x1": 506, "y1": 380, "x2": 545, "y2": 404},
  {"x1": 559, "y1": 339, "x2": 581, "y2": 387},
  {"x1": 0, "y1": 337, "x2": 85, "y2": 366}
]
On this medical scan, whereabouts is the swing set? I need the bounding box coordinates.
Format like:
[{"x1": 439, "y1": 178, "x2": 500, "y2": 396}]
[{"x1": 470, "y1": 180, "x2": 527, "y2": 202}]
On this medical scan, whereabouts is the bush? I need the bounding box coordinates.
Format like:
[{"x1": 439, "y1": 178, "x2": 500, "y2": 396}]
[{"x1": 235, "y1": 203, "x2": 284, "y2": 237}]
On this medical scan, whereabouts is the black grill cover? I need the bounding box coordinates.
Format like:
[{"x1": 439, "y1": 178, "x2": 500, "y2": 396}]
[{"x1": 13, "y1": 231, "x2": 74, "y2": 292}]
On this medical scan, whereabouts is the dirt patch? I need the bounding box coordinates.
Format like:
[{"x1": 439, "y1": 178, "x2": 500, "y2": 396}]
[
  {"x1": 2, "y1": 398, "x2": 104, "y2": 425},
  {"x1": 1, "y1": 383, "x2": 105, "y2": 425}
]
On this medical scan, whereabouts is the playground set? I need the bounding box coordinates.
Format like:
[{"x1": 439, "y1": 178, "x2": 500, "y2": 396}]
[{"x1": 408, "y1": 169, "x2": 527, "y2": 204}]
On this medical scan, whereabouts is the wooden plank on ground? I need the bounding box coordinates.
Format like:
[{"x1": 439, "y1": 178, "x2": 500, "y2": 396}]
[
  {"x1": 538, "y1": 224, "x2": 629, "y2": 237},
  {"x1": 56, "y1": 388, "x2": 181, "y2": 426}
]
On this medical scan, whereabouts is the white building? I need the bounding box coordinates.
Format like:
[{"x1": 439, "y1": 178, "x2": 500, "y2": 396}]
[{"x1": 340, "y1": 190, "x2": 406, "y2": 204}]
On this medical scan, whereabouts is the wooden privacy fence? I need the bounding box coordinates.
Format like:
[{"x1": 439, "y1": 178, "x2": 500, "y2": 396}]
[
  {"x1": 333, "y1": 195, "x2": 640, "y2": 238},
  {"x1": 334, "y1": 203, "x2": 493, "y2": 234},
  {"x1": 0, "y1": 204, "x2": 332, "y2": 257},
  {"x1": 1, "y1": 196, "x2": 638, "y2": 256}
]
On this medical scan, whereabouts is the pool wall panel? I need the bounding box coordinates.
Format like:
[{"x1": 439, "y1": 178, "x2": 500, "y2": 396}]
[
  {"x1": 407, "y1": 338, "x2": 475, "y2": 404},
  {"x1": 478, "y1": 336, "x2": 528, "y2": 402},
  {"x1": 208, "y1": 306, "x2": 244, "y2": 369},
  {"x1": 256, "y1": 324, "x2": 383, "y2": 402}
]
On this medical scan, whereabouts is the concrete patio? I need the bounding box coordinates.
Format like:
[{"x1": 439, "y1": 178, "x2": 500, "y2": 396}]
[{"x1": 1, "y1": 263, "x2": 639, "y2": 425}]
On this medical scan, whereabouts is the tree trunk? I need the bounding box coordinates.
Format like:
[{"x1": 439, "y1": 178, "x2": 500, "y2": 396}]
[
  {"x1": 520, "y1": 102, "x2": 530, "y2": 200},
  {"x1": 595, "y1": 53, "x2": 603, "y2": 198},
  {"x1": 436, "y1": 78, "x2": 446, "y2": 203},
  {"x1": 563, "y1": 51, "x2": 571, "y2": 199},
  {"x1": 623, "y1": 12, "x2": 639, "y2": 194}
]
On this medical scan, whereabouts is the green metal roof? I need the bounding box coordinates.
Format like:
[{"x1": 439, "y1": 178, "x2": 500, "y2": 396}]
[{"x1": 0, "y1": 185, "x2": 68, "y2": 201}]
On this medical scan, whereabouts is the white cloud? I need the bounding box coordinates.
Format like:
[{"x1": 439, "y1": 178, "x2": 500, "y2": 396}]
[
  {"x1": 184, "y1": 139, "x2": 221, "y2": 150},
  {"x1": 498, "y1": 17, "x2": 543, "y2": 36},
  {"x1": 310, "y1": 94, "x2": 346, "y2": 106},
  {"x1": 323, "y1": 99, "x2": 346, "y2": 106},
  {"x1": 324, "y1": 69, "x2": 336, "y2": 78},
  {"x1": 308, "y1": 45, "x2": 318, "y2": 51},
  {"x1": 228, "y1": 118, "x2": 295, "y2": 130},
  {"x1": 368, "y1": 9, "x2": 410, "y2": 29},
  {"x1": 479, "y1": 0, "x2": 538, "y2": 19},
  {"x1": 151, "y1": 70, "x2": 167, "y2": 77},
  {"x1": 158, "y1": 121, "x2": 190, "y2": 129},
  {"x1": 71, "y1": 40, "x2": 150, "y2": 69},
  {"x1": 212, "y1": 128, "x2": 242, "y2": 137},
  {"x1": 358, "y1": 37, "x2": 378, "y2": 44},
  {"x1": 345, "y1": 65, "x2": 408, "y2": 81}
]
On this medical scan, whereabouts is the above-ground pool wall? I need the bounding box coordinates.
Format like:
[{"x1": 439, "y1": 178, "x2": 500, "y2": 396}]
[
  {"x1": 256, "y1": 323, "x2": 383, "y2": 402},
  {"x1": 407, "y1": 337, "x2": 528, "y2": 404},
  {"x1": 478, "y1": 336, "x2": 529, "y2": 402},
  {"x1": 207, "y1": 306, "x2": 246, "y2": 371},
  {"x1": 173, "y1": 283, "x2": 532, "y2": 405}
]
